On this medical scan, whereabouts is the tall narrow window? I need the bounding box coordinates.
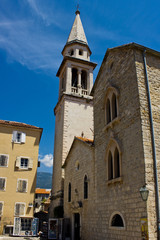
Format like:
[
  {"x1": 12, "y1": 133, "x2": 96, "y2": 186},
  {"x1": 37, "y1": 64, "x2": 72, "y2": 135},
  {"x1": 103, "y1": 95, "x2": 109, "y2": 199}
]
[
  {"x1": 112, "y1": 93, "x2": 117, "y2": 119},
  {"x1": 0, "y1": 178, "x2": 6, "y2": 191},
  {"x1": 106, "y1": 140, "x2": 121, "y2": 182},
  {"x1": 106, "y1": 99, "x2": 111, "y2": 124},
  {"x1": 108, "y1": 151, "x2": 113, "y2": 180},
  {"x1": 105, "y1": 87, "x2": 119, "y2": 126},
  {"x1": 84, "y1": 175, "x2": 88, "y2": 199},
  {"x1": 81, "y1": 70, "x2": 87, "y2": 90},
  {"x1": 68, "y1": 183, "x2": 71, "y2": 202},
  {"x1": 114, "y1": 148, "x2": 120, "y2": 178},
  {"x1": 62, "y1": 78, "x2": 65, "y2": 90},
  {"x1": 72, "y1": 68, "x2": 78, "y2": 87}
]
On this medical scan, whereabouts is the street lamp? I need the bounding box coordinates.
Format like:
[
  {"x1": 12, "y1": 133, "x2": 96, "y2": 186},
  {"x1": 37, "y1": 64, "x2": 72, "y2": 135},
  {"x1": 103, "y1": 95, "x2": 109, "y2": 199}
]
[{"x1": 140, "y1": 185, "x2": 149, "y2": 201}]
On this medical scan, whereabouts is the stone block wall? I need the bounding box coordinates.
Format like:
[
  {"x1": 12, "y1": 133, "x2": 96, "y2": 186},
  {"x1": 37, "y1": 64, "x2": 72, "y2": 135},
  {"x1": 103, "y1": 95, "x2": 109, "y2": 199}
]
[
  {"x1": 93, "y1": 47, "x2": 147, "y2": 239},
  {"x1": 64, "y1": 139, "x2": 95, "y2": 240},
  {"x1": 135, "y1": 49, "x2": 160, "y2": 239}
]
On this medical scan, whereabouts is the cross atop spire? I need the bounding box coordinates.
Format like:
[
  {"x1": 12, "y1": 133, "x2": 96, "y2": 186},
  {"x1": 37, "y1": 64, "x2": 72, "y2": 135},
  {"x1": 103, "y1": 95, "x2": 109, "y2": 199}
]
[{"x1": 76, "y1": 1, "x2": 80, "y2": 15}]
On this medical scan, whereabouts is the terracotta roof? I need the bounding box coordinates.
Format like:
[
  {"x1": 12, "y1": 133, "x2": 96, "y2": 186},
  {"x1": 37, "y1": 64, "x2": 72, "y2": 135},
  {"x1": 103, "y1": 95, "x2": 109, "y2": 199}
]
[
  {"x1": 35, "y1": 188, "x2": 51, "y2": 194},
  {"x1": 75, "y1": 136, "x2": 93, "y2": 143},
  {"x1": 0, "y1": 120, "x2": 42, "y2": 130}
]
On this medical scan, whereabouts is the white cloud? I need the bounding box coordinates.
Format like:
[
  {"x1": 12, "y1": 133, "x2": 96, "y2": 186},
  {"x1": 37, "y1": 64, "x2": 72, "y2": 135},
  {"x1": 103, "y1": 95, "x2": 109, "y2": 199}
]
[
  {"x1": 39, "y1": 154, "x2": 53, "y2": 167},
  {"x1": 0, "y1": 18, "x2": 63, "y2": 73},
  {"x1": 27, "y1": 0, "x2": 48, "y2": 22}
]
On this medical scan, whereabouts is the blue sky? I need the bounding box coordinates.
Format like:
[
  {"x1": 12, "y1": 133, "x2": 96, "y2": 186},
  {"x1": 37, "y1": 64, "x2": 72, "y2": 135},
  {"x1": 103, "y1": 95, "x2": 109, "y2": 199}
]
[{"x1": 0, "y1": 0, "x2": 160, "y2": 173}]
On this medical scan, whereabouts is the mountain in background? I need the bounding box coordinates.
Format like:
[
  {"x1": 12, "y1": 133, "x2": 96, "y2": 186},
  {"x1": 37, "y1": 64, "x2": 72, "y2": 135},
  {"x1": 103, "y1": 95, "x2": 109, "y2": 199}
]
[{"x1": 36, "y1": 172, "x2": 52, "y2": 189}]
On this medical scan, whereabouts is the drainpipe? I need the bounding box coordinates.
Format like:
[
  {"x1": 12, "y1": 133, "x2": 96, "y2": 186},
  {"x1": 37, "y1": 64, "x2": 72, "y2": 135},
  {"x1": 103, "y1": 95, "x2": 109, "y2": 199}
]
[{"x1": 143, "y1": 49, "x2": 160, "y2": 239}]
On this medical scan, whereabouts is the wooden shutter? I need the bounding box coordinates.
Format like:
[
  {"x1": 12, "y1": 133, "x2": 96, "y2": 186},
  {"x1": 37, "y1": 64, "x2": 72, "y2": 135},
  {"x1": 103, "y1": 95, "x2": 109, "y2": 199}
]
[
  {"x1": 12, "y1": 131, "x2": 17, "y2": 142},
  {"x1": 20, "y1": 204, "x2": 25, "y2": 216},
  {"x1": 18, "y1": 180, "x2": 27, "y2": 192},
  {"x1": 13, "y1": 217, "x2": 21, "y2": 235},
  {"x1": 16, "y1": 157, "x2": 21, "y2": 168},
  {"x1": 0, "y1": 202, "x2": 3, "y2": 215},
  {"x1": 15, "y1": 203, "x2": 20, "y2": 216},
  {"x1": 21, "y1": 133, "x2": 26, "y2": 143},
  {"x1": 22, "y1": 180, "x2": 27, "y2": 192},
  {"x1": 28, "y1": 158, "x2": 33, "y2": 169}
]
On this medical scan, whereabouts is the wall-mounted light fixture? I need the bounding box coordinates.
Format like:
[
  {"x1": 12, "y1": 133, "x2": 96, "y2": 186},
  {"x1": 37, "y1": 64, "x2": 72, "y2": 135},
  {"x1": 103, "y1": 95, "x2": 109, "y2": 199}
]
[{"x1": 140, "y1": 185, "x2": 149, "y2": 201}]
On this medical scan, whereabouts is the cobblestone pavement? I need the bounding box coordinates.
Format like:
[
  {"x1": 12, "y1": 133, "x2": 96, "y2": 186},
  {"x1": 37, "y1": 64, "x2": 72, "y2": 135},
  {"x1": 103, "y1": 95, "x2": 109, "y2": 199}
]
[{"x1": 0, "y1": 236, "x2": 40, "y2": 240}]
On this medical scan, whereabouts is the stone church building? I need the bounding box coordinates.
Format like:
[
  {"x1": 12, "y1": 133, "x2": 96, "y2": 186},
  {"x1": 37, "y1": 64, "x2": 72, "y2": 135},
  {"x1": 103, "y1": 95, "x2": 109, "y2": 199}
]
[{"x1": 50, "y1": 10, "x2": 160, "y2": 240}]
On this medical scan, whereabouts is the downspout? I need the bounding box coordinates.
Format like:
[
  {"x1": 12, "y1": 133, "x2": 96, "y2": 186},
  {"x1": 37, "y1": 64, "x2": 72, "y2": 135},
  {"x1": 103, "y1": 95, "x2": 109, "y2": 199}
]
[{"x1": 143, "y1": 49, "x2": 160, "y2": 239}]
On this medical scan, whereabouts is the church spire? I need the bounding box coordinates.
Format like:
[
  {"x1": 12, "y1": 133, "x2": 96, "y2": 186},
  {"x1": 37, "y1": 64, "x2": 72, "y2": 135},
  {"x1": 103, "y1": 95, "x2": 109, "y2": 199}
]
[{"x1": 67, "y1": 10, "x2": 88, "y2": 45}]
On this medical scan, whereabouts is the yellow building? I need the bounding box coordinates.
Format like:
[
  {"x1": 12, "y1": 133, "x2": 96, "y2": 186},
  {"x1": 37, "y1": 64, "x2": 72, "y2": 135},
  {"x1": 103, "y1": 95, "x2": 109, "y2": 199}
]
[{"x1": 0, "y1": 120, "x2": 42, "y2": 236}]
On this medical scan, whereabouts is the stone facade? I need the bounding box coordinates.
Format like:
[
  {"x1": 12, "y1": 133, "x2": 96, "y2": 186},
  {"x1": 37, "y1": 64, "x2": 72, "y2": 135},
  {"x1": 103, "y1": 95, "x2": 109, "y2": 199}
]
[
  {"x1": 63, "y1": 44, "x2": 160, "y2": 240},
  {"x1": 51, "y1": 9, "x2": 160, "y2": 240},
  {"x1": 63, "y1": 137, "x2": 95, "y2": 240}
]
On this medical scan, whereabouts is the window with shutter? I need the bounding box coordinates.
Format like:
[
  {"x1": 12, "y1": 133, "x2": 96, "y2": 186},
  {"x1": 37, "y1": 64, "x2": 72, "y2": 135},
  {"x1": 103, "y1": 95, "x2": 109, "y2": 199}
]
[
  {"x1": 12, "y1": 131, "x2": 26, "y2": 143},
  {"x1": 17, "y1": 179, "x2": 27, "y2": 192},
  {"x1": 0, "y1": 178, "x2": 6, "y2": 190},
  {"x1": 15, "y1": 203, "x2": 25, "y2": 216},
  {"x1": 0, "y1": 155, "x2": 8, "y2": 167},
  {"x1": 0, "y1": 202, "x2": 3, "y2": 216}
]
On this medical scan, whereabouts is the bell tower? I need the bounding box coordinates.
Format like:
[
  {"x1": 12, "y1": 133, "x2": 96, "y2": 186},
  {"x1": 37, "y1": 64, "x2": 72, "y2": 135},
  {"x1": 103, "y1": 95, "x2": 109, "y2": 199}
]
[
  {"x1": 50, "y1": 10, "x2": 96, "y2": 213},
  {"x1": 58, "y1": 10, "x2": 96, "y2": 99}
]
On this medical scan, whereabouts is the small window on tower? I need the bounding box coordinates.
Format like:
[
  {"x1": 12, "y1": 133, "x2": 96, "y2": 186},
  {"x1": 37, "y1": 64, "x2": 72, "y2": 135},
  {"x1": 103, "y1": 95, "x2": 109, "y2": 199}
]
[
  {"x1": 79, "y1": 50, "x2": 83, "y2": 56},
  {"x1": 70, "y1": 50, "x2": 74, "y2": 56}
]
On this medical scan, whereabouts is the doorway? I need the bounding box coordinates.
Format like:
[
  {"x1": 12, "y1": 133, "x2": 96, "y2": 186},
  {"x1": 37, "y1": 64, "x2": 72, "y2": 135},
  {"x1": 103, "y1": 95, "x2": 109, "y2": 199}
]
[{"x1": 74, "y1": 213, "x2": 80, "y2": 240}]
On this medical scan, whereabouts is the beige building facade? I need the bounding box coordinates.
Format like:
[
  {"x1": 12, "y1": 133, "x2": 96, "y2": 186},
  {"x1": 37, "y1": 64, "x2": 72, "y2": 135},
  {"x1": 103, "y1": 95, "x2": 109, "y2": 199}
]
[
  {"x1": 0, "y1": 120, "x2": 42, "y2": 236},
  {"x1": 51, "y1": 10, "x2": 160, "y2": 240}
]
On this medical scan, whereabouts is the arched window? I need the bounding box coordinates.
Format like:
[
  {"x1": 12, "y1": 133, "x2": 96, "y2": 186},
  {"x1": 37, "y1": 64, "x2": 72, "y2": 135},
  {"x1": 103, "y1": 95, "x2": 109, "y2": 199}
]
[
  {"x1": 108, "y1": 151, "x2": 113, "y2": 180},
  {"x1": 106, "y1": 99, "x2": 111, "y2": 124},
  {"x1": 112, "y1": 93, "x2": 117, "y2": 119},
  {"x1": 111, "y1": 214, "x2": 124, "y2": 227},
  {"x1": 72, "y1": 68, "x2": 78, "y2": 87},
  {"x1": 84, "y1": 175, "x2": 88, "y2": 199},
  {"x1": 106, "y1": 140, "x2": 121, "y2": 181},
  {"x1": 68, "y1": 183, "x2": 71, "y2": 202},
  {"x1": 114, "y1": 148, "x2": 120, "y2": 178},
  {"x1": 105, "y1": 87, "x2": 119, "y2": 125},
  {"x1": 81, "y1": 70, "x2": 87, "y2": 90}
]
